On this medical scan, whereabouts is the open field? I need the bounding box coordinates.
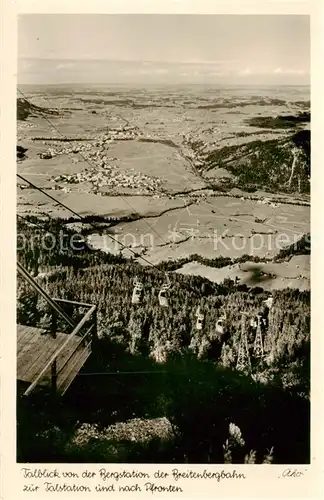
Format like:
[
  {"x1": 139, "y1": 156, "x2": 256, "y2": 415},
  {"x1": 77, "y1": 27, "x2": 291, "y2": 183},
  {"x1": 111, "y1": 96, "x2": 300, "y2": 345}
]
[
  {"x1": 176, "y1": 255, "x2": 310, "y2": 291},
  {"x1": 17, "y1": 85, "x2": 310, "y2": 288},
  {"x1": 88, "y1": 195, "x2": 309, "y2": 263}
]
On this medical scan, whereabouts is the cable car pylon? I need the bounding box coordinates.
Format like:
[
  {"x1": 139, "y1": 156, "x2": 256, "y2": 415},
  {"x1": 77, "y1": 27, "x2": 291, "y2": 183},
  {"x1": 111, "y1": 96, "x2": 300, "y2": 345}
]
[
  {"x1": 253, "y1": 314, "x2": 264, "y2": 358},
  {"x1": 236, "y1": 312, "x2": 251, "y2": 372}
]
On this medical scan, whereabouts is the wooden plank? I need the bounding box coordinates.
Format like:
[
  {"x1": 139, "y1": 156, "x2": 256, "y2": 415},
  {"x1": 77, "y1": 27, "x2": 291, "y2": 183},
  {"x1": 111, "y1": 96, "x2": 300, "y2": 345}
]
[
  {"x1": 17, "y1": 326, "x2": 44, "y2": 355},
  {"x1": 17, "y1": 328, "x2": 48, "y2": 369},
  {"x1": 18, "y1": 329, "x2": 54, "y2": 377},
  {"x1": 56, "y1": 324, "x2": 94, "y2": 375},
  {"x1": 23, "y1": 305, "x2": 96, "y2": 397},
  {"x1": 17, "y1": 323, "x2": 93, "y2": 396},
  {"x1": 56, "y1": 336, "x2": 82, "y2": 377},
  {"x1": 57, "y1": 342, "x2": 92, "y2": 395},
  {"x1": 19, "y1": 332, "x2": 81, "y2": 382},
  {"x1": 23, "y1": 342, "x2": 91, "y2": 395},
  {"x1": 55, "y1": 336, "x2": 84, "y2": 374},
  {"x1": 17, "y1": 326, "x2": 37, "y2": 355},
  {"x1": 18, "y1": 333, "x2": 66, "y2": 381}
]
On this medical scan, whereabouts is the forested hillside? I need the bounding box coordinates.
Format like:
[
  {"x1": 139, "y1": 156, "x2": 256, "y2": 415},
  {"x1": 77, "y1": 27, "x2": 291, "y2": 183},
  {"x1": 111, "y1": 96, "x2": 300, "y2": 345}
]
[
  {"x1": 17, "y1": 97, "x2": 61, "y2": 121},
  {"x1": 16, "y1": 218, "x2": 310, "y2": 463},
  {"x1": 204, "y1": 128, "x2": 310, "y2": 194},
  {"x1": 17, "y1": 218, "x2": 310, "y2": 373}
]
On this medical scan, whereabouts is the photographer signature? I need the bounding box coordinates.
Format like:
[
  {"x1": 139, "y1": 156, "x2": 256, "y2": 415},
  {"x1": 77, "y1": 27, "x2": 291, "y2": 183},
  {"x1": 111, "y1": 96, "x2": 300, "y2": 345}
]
[{"x1": 280, "y1": 468, "x2": 306, "y2": 479}]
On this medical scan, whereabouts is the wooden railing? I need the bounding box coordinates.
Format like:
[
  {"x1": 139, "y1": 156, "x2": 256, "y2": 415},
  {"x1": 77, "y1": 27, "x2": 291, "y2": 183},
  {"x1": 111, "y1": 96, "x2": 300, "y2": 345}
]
[
  {"x1": 17, "y1": 262, "x2": 76, "y2": 329},
  {"x1": 24, "y1": 299, "x2": 97, "y2": 396},
  {"x1": 17, "y1": 263, "x2": 98, "y2": 395},
  {"x1": 51, "y1": 299, "x2": 98, "y2": 394}
]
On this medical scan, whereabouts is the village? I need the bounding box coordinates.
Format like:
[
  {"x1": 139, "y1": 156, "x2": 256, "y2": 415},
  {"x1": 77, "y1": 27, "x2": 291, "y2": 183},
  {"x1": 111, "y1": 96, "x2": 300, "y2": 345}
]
[{"x1": 31, "y1": 126, "x2": 164, "y2": 195}]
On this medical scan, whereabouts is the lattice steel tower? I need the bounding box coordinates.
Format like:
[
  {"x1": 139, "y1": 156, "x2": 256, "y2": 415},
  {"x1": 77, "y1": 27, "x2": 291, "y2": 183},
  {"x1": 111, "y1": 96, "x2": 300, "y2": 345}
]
[
  {"x1": 236, "y1": 313, "x2": 251, "y2": 372},
  {"x1": 253, "y1": 315, "x2": 264, "y2": 358}
]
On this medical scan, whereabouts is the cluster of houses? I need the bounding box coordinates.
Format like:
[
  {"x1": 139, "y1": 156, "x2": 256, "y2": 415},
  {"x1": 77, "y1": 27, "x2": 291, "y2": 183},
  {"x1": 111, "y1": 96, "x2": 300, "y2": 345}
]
[
  {"x1": 257, "y1": 198, "x2": 280, "y2": 208},
  {"x1": 182, "y1": 135, "x2": 207, "y2": 169},
  {"x1": 50, "y1": 141, "x2": 162, "y2": 195},
  {"x1": 51, "y1": 163, "x2": 162, "y2": 195},
  {"x1": 31, "y1": 126, "x2": 168, "y2": 194},
  {"x1": 34, "y1": 125, "x2": 141, "y2": 159}
]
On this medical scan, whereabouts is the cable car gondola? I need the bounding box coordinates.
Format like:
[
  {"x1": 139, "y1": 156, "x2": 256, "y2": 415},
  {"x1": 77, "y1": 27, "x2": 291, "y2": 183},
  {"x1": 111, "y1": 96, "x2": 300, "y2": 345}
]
[
  {"x1": 132, "y1": 278, "x2": 143, "y2": 305},
  {"x1": 250, "y1": 317, "x2": 257, "y2": 329},
  {"x1": 263, "y1": 296, "x2": 274, "y2": 309},
  {"x1": 195, "y1": 306, "x2": 204, "y2": 330},
  {"x1": 158, "y1": 273, "x2": 172, "y2": 307},
  {"x1": 216, "y1": 313, "x2": 227, "y2": 335},
  {"x1": 158, "y1": 282, "x2": 171, "y2": 307}
]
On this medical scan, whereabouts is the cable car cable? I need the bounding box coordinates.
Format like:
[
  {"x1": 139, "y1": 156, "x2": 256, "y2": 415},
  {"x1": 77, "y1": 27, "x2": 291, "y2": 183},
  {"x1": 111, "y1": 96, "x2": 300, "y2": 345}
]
[
  {"x1": 16, "y1": 90, "x2": 236, "y2": 305},
  {"x1": 17, "y1": 88, "x2": 173, "y2": 250}
]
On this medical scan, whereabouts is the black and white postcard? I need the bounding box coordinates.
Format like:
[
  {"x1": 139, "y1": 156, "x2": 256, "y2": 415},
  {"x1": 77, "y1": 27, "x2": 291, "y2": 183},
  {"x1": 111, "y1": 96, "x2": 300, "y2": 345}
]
[{"x1": 1, "y1": 0, "x2": 323, "y2": 498}]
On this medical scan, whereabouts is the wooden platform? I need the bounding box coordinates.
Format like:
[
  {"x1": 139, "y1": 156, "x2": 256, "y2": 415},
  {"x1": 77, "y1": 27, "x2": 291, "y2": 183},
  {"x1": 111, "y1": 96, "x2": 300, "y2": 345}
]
[{"x1": 17, "y1": 325, "x2": 92, "y2": 395}]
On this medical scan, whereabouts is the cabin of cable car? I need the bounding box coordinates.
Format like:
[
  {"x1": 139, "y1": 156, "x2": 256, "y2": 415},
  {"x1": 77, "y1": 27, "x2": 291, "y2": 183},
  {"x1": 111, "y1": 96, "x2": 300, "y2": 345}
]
[
  {"x1": 195, "y1": 306, "x2": 204, "y2": 330},
  {"x1": 158, "y1": 274, "x2": 171, "y2": 307},
  {"x1": 215, "y1": 319, "x2": 224, "y2": 335},
  {"x1": 250, "y1": 317, "x2": 257, "y2": 328},
  {"x1": 215, "y1": 313, "x2": 226, "y2": 335},
  {"x1": 196, "y1": 315, "x2": 204, "y2": 330},
  {"x1": 264, "y1": 296, "x2": 274, "y2": 309},
  {"x1": 132, "y1": 279, "x2": 143, "y2": 305},
  {"x1": 158, "y1": 283, "x2": 171, "y2": 307}
]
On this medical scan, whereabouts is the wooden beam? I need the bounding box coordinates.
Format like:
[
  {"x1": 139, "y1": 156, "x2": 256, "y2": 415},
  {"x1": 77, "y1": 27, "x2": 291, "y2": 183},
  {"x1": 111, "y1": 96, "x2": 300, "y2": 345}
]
[
  {"x1": 56, "y1": 324, "x2": 94, "y2": 377},
  {"x1": 53, "y1": 298, "x2": 95, "y2": 308},
  {"x1": 24, "y1": 305, "x2": 96, "y2": 396},
  {"x1": 51, "y1": 360, "x2": 57, "y2": 393},
  {"x1": 17, "y1": 262, "x2": 76, "y2": 329}
]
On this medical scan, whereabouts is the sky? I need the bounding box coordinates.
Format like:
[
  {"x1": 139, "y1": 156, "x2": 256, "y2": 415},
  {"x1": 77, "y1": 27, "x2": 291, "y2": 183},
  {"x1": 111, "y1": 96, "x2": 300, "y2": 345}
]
[{"x1": 18, "y1": 14, "x2": 310, "y2": 85}]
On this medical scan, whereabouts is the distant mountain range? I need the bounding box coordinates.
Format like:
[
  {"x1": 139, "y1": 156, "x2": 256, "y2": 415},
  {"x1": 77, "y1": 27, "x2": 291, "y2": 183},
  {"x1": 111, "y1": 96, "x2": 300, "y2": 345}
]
[{"x1": 18, "y1": 58, "x2": 311, "y2": 86}]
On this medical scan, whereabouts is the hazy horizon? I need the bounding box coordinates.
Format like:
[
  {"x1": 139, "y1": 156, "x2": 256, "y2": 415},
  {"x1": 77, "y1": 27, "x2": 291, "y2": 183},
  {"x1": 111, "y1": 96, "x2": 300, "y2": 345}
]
[
  {"x1": 18, "y1": 80, "x2": 310, "y2": 88},
  {"x1": 18, "y1": 14, "x2": 310, "y2": 85}
]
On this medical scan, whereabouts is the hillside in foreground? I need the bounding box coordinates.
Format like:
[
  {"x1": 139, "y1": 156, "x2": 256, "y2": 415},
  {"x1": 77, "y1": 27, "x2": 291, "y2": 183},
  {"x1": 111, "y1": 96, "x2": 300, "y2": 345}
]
[
  {"x1": 202, "y1": 129, "x2": 310, "y2": 194},
  {"x1": 17, "y1": 218, "x2": 310, "y2": 464}
]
